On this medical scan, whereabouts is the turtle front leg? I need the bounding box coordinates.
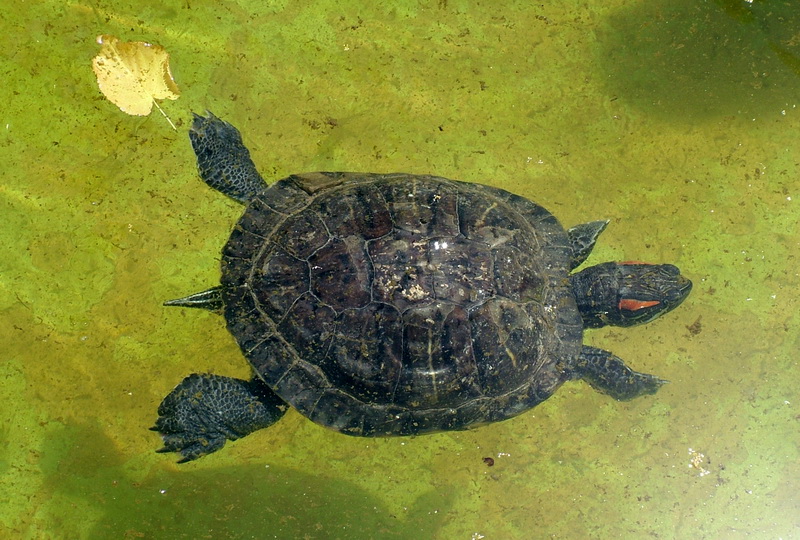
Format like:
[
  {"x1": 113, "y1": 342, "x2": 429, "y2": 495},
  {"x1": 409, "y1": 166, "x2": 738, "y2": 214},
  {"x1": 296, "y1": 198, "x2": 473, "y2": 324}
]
[
  {"x1": 152, "y1": 374, "x2": 287, "y2": 463},
  {"x1": 567, "y1": 220, "x2": 608, "y2": 269},
  {"x1": 572, "y1": 346, "x2": 667, "y2": 401}
]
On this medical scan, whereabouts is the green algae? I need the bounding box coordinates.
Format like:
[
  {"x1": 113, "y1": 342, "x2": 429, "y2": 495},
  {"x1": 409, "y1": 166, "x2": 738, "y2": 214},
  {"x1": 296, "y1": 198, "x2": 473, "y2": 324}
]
[
  {"x1": 1, "y1": 0, "x2": 798, "y2": 538},
  {"x1": 598, "y1": 0, "x2": 800, "y2": 122}
]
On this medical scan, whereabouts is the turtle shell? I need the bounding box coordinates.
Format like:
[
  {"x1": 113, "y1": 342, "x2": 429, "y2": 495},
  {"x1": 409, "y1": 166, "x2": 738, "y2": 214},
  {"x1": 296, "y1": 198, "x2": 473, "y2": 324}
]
[{"x1": 220, "y1": 172, "x2": 583, "y2": 436}]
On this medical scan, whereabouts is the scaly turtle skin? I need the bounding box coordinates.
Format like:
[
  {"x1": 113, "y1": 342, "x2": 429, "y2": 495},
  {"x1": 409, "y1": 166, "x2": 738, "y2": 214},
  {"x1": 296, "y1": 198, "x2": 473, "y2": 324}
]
[{"x1": 152, "y1": 112, "x2": 692, "y2": 462}]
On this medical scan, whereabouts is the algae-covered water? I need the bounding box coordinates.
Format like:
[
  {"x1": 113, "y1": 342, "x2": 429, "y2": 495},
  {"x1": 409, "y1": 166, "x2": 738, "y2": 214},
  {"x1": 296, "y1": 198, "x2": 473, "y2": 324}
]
[{"x1": 2, "y1": 0, "x2": 799, "y2": 538}]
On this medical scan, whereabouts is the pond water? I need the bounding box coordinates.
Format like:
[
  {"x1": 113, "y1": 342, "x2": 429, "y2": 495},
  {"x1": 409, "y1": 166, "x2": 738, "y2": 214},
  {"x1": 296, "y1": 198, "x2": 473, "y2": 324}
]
[{"x1": 2, "y1": 0, "x2": 798, "y2": 538}]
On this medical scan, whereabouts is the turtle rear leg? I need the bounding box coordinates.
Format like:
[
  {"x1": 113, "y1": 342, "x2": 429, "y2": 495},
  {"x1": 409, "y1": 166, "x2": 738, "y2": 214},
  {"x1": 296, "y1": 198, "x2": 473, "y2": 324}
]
[
  {"x1": 573, "y1": 346, "x2": 667, "y2": 401},
  {"x1": 189, "y1": 112, "x2": 268, "y2": 204},
  {"x1": 152, "y1": 374, "x2": 287, "y2": 463}
]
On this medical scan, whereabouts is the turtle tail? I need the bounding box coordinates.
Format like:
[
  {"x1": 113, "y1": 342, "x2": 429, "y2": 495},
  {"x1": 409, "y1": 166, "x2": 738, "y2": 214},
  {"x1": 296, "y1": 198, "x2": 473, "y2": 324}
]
[{"x1": 164, "y1": 286, "x2": 223, "y2": 312}]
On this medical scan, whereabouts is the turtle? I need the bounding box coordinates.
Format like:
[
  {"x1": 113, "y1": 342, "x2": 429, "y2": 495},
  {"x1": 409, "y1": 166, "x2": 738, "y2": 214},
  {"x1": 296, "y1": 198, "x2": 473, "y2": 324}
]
[{"x1": 152, "y1": 112, "x2": 692, "y2": 463}]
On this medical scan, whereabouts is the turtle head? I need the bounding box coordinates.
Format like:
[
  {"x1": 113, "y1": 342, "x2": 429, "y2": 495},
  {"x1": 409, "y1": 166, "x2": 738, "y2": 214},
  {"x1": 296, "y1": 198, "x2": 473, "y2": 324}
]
[{"x1": 570, "y1": 262, "x2": 692, "y2": 328}]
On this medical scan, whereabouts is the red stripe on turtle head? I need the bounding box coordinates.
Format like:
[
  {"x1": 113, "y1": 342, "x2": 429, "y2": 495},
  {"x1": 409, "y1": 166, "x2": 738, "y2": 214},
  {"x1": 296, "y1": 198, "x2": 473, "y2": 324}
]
[{"x1": 618, "y1": 298, "x2": 660, "y2": 311}]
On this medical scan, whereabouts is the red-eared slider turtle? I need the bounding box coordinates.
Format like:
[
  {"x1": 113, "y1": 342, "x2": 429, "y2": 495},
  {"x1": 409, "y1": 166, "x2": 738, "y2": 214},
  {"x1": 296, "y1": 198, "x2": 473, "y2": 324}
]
[{"x1": 153, "y1": 112, "x2": 692, "y2": 462}]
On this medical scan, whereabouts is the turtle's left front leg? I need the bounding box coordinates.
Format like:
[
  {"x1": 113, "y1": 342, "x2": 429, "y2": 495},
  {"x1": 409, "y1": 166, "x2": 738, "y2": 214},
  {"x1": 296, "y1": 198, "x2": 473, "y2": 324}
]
[
  {"x1": 567, "y1": 220, "x2": 608, "y2": 269},
  {"x1": 572, "y1": 346, "x2": 667, "y2": 401},
  {"x1": 152, "y1": 374, "x2": 287, "y2": 463}
]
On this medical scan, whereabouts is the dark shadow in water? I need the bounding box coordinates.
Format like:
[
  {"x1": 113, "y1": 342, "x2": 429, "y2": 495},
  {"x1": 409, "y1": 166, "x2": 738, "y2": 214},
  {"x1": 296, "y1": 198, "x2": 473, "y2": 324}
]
[
  {"x1": 40, "y1": 422, "x2": 450, "y2": 539},
  {"x1": 596, "y1": 0, "x2": 800, "y2": 121}
]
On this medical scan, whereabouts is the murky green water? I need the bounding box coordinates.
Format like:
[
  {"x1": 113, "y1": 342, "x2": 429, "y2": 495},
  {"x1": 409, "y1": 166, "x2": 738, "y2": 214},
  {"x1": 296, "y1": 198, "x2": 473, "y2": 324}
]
[{"x1": 2, "y1": 0, "x2": 798, "y2": 538}]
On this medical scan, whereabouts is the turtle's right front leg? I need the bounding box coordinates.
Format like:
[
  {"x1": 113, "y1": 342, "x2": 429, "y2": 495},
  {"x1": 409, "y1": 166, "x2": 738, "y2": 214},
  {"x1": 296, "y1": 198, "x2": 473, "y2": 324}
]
[
  {"x1": 152, "y1": 374, "x2": 287, "y2": 463},
  {"x1": 572, "y1": 346, "x2": 667, "y2": 401}
]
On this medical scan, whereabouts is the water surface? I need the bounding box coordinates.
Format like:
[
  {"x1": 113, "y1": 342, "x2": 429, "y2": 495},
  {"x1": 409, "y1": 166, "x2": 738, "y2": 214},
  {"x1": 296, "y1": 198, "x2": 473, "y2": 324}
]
[{"x1": 2, "y1": 0, "x2": 798, "y2": 537}]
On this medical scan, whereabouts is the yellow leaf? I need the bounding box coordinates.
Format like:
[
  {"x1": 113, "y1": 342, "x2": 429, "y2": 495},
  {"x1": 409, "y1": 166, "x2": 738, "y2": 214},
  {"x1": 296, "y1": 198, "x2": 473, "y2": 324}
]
[{"x1": 91, "y1": 34, "x2": 180, "y2": 119}]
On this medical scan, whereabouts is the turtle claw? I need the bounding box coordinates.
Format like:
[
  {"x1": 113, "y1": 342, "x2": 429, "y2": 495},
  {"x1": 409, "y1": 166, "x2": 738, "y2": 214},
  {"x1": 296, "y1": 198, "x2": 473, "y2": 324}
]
[
  {"x1": 155, "y1": 432, "x2": 227, "y2": 463},
  {"x1": 155, "y1": 443, "x2": 194, "y2": 465}
]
